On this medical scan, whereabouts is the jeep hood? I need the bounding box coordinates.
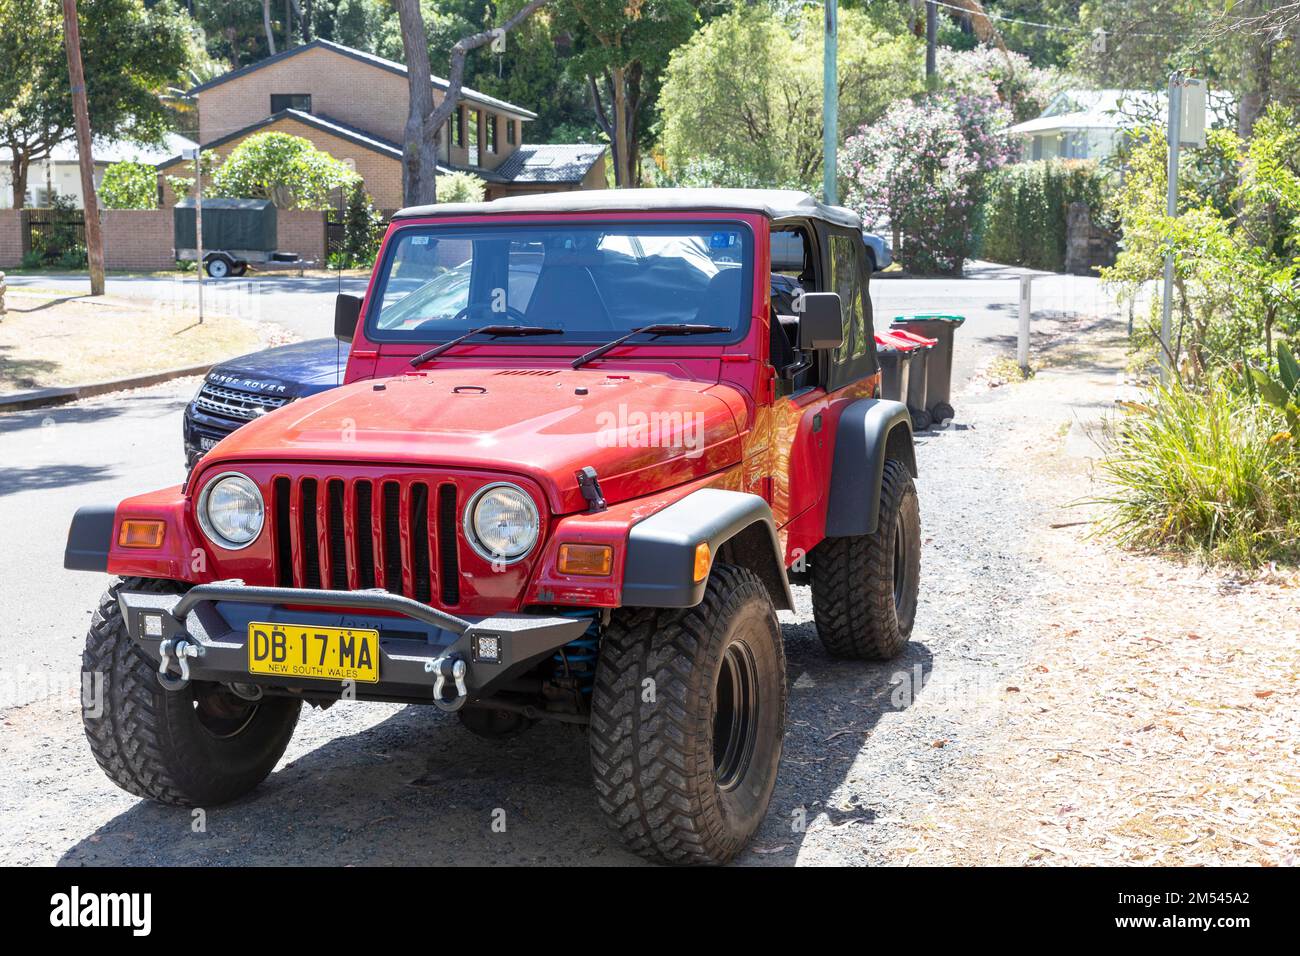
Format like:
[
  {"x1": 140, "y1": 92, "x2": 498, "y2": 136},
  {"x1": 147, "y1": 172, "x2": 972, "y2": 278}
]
[{"x1": 204, "y1": 368, "x2": 746, "y2": 513}]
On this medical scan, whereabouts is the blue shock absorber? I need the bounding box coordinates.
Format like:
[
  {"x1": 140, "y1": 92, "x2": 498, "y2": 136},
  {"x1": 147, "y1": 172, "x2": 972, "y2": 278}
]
[{"x1": 552, "y1": 613, "x2": 600, "y2": 695}]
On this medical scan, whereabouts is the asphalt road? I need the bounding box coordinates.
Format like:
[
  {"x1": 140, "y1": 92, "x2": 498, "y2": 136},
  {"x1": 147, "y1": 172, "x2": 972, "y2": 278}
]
[{"x1": 0, "y1": 263, "x2": 1111, "y2": 864}]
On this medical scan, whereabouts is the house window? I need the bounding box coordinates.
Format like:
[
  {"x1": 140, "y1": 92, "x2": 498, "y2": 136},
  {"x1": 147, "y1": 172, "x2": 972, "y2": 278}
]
[
  {"x1": 270, "y1": 93, "x2": 311, "y2": 114},
  {"x1": 506, "y1": 119, "x2": 516, "y2": 146},
  {"x1": 467, "y1": 109, "x2": 480, "y2": 166},
  {"x1": 452, "y1": 108, "x2": 464, "y2": 148},
  {"x1": 486, "y1": 113, "x2": 498, "y2": 154}
]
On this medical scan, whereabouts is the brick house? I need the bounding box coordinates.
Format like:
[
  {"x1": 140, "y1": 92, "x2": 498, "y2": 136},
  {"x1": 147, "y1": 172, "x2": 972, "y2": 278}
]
[{"x1": 157, "y1": 39, "x2": 607, "y2": 211}]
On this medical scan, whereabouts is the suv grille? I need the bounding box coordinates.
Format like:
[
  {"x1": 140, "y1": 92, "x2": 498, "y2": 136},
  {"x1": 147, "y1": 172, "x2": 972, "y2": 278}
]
[
  {"x1": 194, "y1": 382, "x2": 291, "y2": 422},
  {"x1": 272, "y1": 476, "x2": 460, "y2": 604}
]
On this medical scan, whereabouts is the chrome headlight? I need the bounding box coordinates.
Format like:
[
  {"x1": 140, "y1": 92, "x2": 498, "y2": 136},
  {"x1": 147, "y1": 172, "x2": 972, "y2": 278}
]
[
  {"x1": 197, "y1": 472, "x2": 264, "y2": 550},
  {"x1": 464, "y1": 482, "x2": 539, "y2": 563}
]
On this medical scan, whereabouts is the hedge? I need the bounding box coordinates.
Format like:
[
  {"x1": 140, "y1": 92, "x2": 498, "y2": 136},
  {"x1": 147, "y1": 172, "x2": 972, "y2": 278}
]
[{"x1": 978, "y1": 160, "x2": 1105, "y2": 272}]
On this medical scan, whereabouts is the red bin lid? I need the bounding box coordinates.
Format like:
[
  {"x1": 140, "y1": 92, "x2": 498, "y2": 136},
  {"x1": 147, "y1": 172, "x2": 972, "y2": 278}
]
[
  {"x1": 875, "y1": 331, "x2": 921, "y2": 351},
  {"x1": 887, "y1": 329, "x2": 937, "y2": 349}
]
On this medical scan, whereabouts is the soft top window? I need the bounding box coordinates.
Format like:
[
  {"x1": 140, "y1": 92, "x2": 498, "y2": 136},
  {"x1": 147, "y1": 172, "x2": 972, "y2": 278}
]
[{"x1": 367, "y1": 221, "x2": 754, "y2": 344}]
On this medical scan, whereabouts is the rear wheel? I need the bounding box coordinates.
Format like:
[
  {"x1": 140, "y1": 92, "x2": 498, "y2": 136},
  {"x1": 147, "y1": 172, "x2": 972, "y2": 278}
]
[
  {"x1": 810, "y1": 458, "x2": 920, "y2": 659},
  {"x1": 205, "y1": 255, "x2": 231, "y2": 278},
  {"x1": 590, "y1": 565, "x2": 786, "y2": 865},
  {"x1": 82, "y1": 577, "x2": 300, "y2": 806}
]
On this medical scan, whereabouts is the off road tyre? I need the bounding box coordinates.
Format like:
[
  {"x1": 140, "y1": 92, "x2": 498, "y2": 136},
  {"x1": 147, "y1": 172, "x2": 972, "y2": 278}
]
[
  {"x1": 810, "y1": 458, "x2": 920, "y2": 660},
  {"x1": 589, "y1": 565, "x2": 786, "y2": 865},
  {"x1": 82, "y1": 577, "x2": 301, "y2": 807}
]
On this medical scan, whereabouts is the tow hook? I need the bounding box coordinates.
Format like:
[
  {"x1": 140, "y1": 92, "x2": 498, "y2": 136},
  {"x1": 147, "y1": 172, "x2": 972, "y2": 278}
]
[
  {"x1": 158, "y1": 637, "x2": 204, "y2": 691},
  {"x1": 426, "y1": 655, "x2": 468, "y2": 712}
]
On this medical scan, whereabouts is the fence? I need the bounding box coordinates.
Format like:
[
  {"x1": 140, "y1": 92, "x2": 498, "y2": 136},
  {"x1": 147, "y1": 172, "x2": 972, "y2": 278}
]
[
  {"x1": 23, "y1": 208, "x2": 86, "y2": 264},
  {"x1": 0, "y1": 207, "x2": 330, "y2": 271}
]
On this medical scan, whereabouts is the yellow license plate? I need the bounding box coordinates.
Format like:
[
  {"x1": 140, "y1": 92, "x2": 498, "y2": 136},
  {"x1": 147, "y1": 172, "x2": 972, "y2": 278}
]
[{"x1": 247, "y1": 623, "x2": 379, "y2": 683}]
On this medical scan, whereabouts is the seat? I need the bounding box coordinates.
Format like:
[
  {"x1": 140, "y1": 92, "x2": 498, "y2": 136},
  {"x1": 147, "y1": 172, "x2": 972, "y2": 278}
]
[
  {"x1": 692, "y1": 267, "x2": 743, "y2": 325},
  {"x1": 524, "y1": 263, "x2": 613, "y2": 331}
]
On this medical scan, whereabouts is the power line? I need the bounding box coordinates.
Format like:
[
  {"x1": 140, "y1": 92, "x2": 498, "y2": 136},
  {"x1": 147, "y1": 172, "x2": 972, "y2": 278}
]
[{"x1": 926, "y1": 1, "x2": 1205, "y2": 41}]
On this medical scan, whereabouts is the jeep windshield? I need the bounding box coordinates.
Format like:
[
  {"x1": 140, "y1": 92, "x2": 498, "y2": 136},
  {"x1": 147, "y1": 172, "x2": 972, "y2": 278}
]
[{"x1": 367, "y1": 222, "x2": 753, "y2": 344}]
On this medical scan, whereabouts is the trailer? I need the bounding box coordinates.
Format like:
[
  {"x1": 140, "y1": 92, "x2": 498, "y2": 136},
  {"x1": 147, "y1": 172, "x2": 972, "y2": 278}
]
[{"x1": 174, "y1": 198, "x2": 315, "y2": 277}]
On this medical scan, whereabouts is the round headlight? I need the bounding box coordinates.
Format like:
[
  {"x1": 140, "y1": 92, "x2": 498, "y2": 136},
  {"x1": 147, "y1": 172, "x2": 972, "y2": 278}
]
[
  {"x1": 198, "y1": 472, "x2": 264, "y2": 550},
  {"x1": 465, "y1": 482, "x2": 539, "y2": 563}
]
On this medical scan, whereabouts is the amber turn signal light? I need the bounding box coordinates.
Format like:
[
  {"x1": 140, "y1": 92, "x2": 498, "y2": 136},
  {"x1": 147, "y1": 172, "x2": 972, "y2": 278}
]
[
  {"x1": 118, "y1": 519, "x2": 166, "y2": 549},
  {"x1": 557, "y1": 543, "x2": 613, "y2": 576},
  {"x1": 693, "y1": 541, "x2": 711, "y2": 583}
]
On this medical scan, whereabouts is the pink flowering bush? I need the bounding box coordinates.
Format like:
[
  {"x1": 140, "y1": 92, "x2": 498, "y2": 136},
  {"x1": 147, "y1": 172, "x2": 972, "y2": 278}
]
[{"x1": 840, "y1": 94, "x2": 1014, "y2": 275}]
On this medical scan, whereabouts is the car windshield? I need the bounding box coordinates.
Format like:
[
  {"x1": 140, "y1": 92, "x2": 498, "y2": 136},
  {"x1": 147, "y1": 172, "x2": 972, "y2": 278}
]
[{"x1": 368, "y1": 222, "x2": 753, "y2": 343}]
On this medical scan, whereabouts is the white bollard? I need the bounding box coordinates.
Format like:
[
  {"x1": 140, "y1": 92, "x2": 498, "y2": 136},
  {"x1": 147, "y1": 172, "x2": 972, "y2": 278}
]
[{"x1": 1018, "y1": 274, "x2": 1032, "y2": 373}]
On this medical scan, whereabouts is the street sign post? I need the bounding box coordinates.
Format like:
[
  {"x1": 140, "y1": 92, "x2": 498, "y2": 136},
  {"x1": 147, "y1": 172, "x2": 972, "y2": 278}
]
[{"x1": 1159, "y1": 75, "x2": 1207, "y2": 381}]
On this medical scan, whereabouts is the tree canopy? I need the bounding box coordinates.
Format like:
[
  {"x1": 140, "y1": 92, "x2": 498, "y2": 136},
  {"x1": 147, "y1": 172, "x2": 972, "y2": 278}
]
[
  {"x1": 659, "y1": 5, "x2": 923, "y2": 191},
  {"x1": 0, "y1": 0, "x2": 193, "y2": 207}
]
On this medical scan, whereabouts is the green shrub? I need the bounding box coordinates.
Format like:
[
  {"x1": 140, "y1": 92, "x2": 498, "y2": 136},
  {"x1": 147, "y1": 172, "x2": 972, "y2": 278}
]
[
  {"x1": 436, "y1": 171, "x2": 486, "y2": 204},
  {"x1": 1094, "y1": 380, "x2": 1300, "y2": 565},
  {"x1": 209, "y1": 132, "x2": 359, "y2": 209},
  {"x1": 99, "y1": 161, "x2": 158, "y2": 209},
  {"x1": 335, "y1": 182, "x2": 384, "y2": 268},
  {"x1": 979, "y1": 160, "x2": 1105, "y2": 271}
]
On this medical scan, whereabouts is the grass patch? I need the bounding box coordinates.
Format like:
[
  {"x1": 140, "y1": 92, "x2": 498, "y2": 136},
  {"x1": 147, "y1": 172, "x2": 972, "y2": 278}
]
[
  {"x1": 985, "y1": 354, "x2": 1034, "y2": 386},
  {"x1": 0, "y1": 291, "x2": 263, "y2": 393},
  {"x1": 1093, "y1": 380, "x2": 1300, "y2": 565}
]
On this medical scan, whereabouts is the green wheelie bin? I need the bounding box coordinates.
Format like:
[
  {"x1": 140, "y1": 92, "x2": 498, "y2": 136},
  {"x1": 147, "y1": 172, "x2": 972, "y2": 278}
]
[{"x1": 890, "y1": 313, "x2": 965, "y2": 423}]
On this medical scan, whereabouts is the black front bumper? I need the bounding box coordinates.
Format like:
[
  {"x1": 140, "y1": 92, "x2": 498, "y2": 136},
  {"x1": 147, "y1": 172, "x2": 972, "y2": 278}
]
[{"x1": 118, "y1": 581, "x2": 591, "y2": 706}]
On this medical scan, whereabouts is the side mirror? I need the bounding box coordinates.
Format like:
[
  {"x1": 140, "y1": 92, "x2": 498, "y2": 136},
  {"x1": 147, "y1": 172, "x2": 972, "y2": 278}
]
[
  {"x1": 796, "y1": 292, "x2": 844, "y2": 351},
  {"x1": 334, "y1": 293, "x2": 362, "y2": 343}
]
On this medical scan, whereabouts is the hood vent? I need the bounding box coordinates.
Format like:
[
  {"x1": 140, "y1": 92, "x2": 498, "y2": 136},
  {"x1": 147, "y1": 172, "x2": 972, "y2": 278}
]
[{"x1": 492, "y1": 369, "x2": 560, "y2": 377}]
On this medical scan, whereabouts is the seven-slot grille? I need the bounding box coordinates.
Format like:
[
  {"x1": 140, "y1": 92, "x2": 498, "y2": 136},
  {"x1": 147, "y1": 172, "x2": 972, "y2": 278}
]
[
  {"x1": 194, "y1": 382, "x2": 291, "y2": 422},
  {"x1": 272, "y1": 476, "x2": 460, "y2": 605}
]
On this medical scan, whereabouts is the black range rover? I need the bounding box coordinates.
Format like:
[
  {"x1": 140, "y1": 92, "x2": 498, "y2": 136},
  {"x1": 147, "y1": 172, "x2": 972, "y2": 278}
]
[{"x1": 184, "y1": 338, "x2": 347, "y2": 467}]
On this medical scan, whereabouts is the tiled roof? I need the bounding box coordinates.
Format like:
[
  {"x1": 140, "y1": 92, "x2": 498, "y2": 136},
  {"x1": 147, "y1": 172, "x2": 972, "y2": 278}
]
[
  {"x1": 155, "y1": 110, "x2": 403, "y2": 168},
  {"x1": 187, "y1": 39, "x2": 537, "y2": 120},
  {"x1": 493, "y1": 144, "x2": 607, "y2": 184}
]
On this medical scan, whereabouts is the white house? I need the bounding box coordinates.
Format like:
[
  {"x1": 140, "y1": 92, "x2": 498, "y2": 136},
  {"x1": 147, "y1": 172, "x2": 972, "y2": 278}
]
[
  {"x1": 0, "y1": 132, "x2": 196, "y2": 208},
  {"x1": 1008, "y1": 89, "x2": 1236, "y2": 163}
]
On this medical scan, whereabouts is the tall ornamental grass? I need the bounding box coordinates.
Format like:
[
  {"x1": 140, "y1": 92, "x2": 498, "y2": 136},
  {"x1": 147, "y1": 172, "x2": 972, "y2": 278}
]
[{"x1": 1095, "y1": 381, "x2": 1300, "y2": 565}]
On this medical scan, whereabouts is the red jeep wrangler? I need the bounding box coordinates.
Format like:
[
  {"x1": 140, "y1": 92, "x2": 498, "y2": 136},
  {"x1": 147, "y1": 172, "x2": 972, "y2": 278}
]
[{"x1": 64, "y1": 189, "x2": 920, "y2": 865}]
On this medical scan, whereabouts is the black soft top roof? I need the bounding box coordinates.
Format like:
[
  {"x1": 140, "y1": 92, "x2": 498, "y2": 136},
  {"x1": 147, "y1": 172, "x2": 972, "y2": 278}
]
[{"x1": 392, "y1": 188, "x2": 861, "y2": 230}]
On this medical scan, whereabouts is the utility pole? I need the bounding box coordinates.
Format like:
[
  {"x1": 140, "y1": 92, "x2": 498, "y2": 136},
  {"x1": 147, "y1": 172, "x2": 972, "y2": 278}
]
[
  {"x1": 925, "y1": 0, "x2": 937, "y2": 85},
  {"x1": 61, "y1": 0, "x2": 104, "y2": 296},
  {"x1": 823, "y1": 0, "x2": 838, "y2": 205},
  {"x1": 187, "y1": 146, "x2": 205, "y2": 325}
]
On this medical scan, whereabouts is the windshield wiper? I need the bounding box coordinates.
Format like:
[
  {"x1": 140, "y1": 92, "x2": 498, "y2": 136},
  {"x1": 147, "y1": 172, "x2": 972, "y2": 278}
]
[
  {"x1": 410, "y1": 325, "x2": 563, "y2": 367},
  {"x1": 571, "y1": 323, "x2": 732, "y2": 370}
]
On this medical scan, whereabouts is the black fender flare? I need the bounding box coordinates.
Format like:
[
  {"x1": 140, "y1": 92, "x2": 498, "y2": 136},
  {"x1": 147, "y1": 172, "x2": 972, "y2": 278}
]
[
  {"x1": 65, "y1": 504, "x2": 116, "y2": 572},
  {"x1": 622, "y1": 488, "x2": 793, "y2": 610},
  {"x1": 825, "y1": 398, "x2": 917, "y2": 538}
]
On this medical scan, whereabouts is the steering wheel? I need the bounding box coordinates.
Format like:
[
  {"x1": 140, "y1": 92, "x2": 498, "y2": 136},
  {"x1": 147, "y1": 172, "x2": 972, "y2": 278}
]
[{"x1": 448, "y1": 302, "x2": 529, "y2": 324}]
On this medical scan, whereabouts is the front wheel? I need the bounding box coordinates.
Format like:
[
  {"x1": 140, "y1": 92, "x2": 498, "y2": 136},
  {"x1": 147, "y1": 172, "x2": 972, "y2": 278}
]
[
  {"x1": 205, "y1": 256, "x2": 231, "y2": 278},
  {"x1": 589, "y1": 565, "x2": 787, "y2": 865},
  {"x1": 810, "y1": 458, "x2": 921, "y2": 659},
  {"x1": 82, "y1": 578, "x2": 300, "y2": 807}
]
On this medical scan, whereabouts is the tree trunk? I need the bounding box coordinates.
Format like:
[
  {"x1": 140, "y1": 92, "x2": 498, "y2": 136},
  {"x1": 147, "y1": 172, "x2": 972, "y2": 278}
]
[
  {"x1": 1237, "y1": 0, "x2": 1275, "y2": 138},
  {"x1": 394, "y1": 0, "x2": 552, "y2": 206},
  {"x1": 10, "y1": 155, "x2": 27, "y2": 210},
  {"x1": 394, "y1": 0, "x2": 438, "y2": 206},
  {"x1": 262, "y1": 0, "x2": 278, "y2": 57},
  {"x1": 610, "y1": 64, "x2": 631, "y2": 187}
]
